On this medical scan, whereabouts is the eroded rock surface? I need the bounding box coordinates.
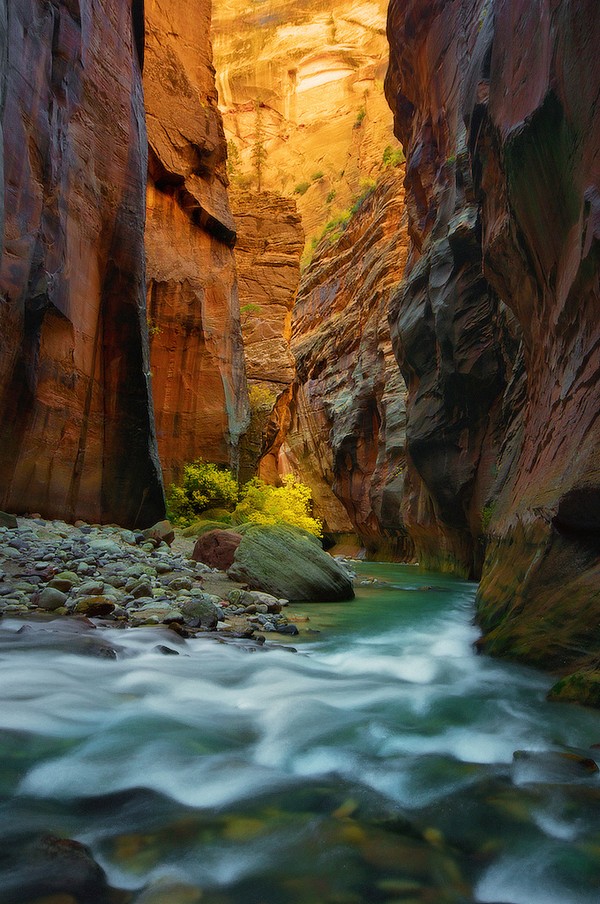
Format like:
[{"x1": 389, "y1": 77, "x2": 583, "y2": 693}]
[
  {"x1": 386, "y1": 0, "x2": 600, "y2": 681},
  {"x1": 0, "y1": 0, "x2": 164, "y2": 527},
  {"x1": 261, "y1": 170, "x2": 412, "y2": 557},
  {"x1": 212, "y1": 0, "x2": 399, "y2": 248},
  {"x1": 231, "y1": 189, "x2": 303, "y2": 481},
  {"x1": 144, "y1": 0, "x2": 249, "y2": 486}
]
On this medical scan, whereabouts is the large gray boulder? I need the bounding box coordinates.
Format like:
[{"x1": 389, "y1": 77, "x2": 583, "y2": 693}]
[{"x1": 227, "y1": 525, "x2": 354, "y2": 602}]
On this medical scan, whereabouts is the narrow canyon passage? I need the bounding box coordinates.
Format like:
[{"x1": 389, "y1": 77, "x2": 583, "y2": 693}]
[{"x1": 1, "y1": 565, "x2": 600, "y2": 904}]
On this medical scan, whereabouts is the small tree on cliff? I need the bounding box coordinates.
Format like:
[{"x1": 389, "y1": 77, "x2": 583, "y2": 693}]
[{"x1": 251, "y1": 101, "x2": 267, "y2": 193}]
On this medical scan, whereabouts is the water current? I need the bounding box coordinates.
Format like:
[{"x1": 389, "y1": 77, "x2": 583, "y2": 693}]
[{"x1": 1, "y1": 562, "x2": 599, "y2": 904}]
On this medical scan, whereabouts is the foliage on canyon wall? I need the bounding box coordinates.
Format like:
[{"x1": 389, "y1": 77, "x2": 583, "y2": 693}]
[{"x1": 212, "y1": 0, "x2": 399, "y2": 250}]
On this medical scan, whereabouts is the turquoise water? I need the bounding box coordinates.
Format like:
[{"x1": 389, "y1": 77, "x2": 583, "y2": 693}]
[{"x1": 1, "y1": 563, "x2": 599, "y2": 903}]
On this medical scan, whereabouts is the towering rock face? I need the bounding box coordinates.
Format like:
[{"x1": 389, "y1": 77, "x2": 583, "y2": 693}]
[
  {"x1": 212, "y1": 0, "x2": 399, "y2": 250},
  {"x1": 262, "y1": 170, "x2": 412, "y2": 556},
  {"x1": 0, "y1": 0, "x2": 164, "y2": 527},
  {"x1": 386, "y1": 0, "x2": 600, "y2": 681},
  {"x1": 144, "y1": 0, "x2": 249, "y2": 488},
  {"x1": 385, "y1": 0, "x2": 513, "y2": 578},
  {"x1": 230, "y1": 189, "x2": 303, "y2": 483}
]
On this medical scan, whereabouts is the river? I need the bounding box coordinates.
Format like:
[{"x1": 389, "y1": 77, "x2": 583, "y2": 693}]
[{"x1": 1, "y1": 562, "x2": 599, "y2": 903}]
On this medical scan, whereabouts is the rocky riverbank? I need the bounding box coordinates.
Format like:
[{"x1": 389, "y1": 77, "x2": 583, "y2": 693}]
[{"x1": 0, "y1": 514, "x2": 312, "y2": 643}]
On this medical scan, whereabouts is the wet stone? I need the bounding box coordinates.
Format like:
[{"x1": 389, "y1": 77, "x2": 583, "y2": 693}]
[{"x1": 38, "y1": 588, "x2": 68, "y2": 611}]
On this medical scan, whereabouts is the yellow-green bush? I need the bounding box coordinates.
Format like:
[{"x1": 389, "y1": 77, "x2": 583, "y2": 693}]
[
  {"x1": 167, "y1": 460, "x2": 239, "y2": 525},
  {"x1": 233, "y1": 475, "x2": 322, "y2": 537}
]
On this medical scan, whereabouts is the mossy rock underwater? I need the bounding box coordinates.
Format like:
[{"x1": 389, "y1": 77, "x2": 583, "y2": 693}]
[{"x1": 227, "y1": 524, "x2": 354, "y2": 602}]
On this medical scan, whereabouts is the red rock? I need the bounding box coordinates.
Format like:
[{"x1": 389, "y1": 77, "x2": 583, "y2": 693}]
[
  {"x1": 0, "y1": 0, "x2": 164, "y2": 528},
  {"x1": 143, "y1": 0, "x2": 249, "y2": 487},
  {"x1": 385, "y1": 0, "x2": 600, "y2": 680},
  {"x1": 231, "y1": 189, "x2": 304, "y2": 482},
  {"x1": 192, "y1": 529, "x2": 242, "y2": 571},
  {"x1": 261, "y1": 171, "x2": 413, "y2": 558}
]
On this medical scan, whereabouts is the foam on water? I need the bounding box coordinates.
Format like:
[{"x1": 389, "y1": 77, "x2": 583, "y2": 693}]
[{"x1": 1, "y1": 565, "x2": 600, "y2": 902}]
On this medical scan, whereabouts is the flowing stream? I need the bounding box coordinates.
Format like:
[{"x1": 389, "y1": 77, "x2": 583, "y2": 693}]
[{"x1": 1, "y1": 563, "x2": 599, "y2": 904}]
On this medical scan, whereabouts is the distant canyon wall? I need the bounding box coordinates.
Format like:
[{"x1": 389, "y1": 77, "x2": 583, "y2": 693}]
[
  {"x1": 231, "y1": 189, "x2": 303, "y2": 484},
  {"x1": 0, "y1": 0, "x2": 164, "y2": 527},
  {"x1": 212, "y1": 0, "x2": 399, "y2": 248},
  {"x1": 386, "y1": 0, "x2": 600, "y2": 678},
  {"x1": 262, "y1": 169, "x2": 412, "y2": 557}
]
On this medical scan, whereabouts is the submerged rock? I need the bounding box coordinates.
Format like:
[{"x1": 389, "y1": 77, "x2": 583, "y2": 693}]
[{"x1": 228, "y1": 525, "x2": 355, "y2": 601}]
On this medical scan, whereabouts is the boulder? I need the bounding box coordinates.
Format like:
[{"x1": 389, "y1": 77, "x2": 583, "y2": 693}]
[
  {"x1": 0, "y1": 511, "x2": 17, "y2": 528},
  {"x1": 37, "y1": 588, "x2": 68, "y2": 611},
  {"x1": 192, "y1": 529, "x2": 243, "y2": 571},
  {"x1": 142, "y1": 520, "x2": 175, "y2": 547},
  {"x1": 227, "y1": 525, "x2": 355, "y2": 601},
  {"x1": 179, "y1": 595, "x2": 221, "y2": 629}
]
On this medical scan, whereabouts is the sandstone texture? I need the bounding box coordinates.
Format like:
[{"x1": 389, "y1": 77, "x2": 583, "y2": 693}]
[
  {"x1": 0, "y1": 0, "x2": 164, "y2": 528},
  {"x1": 192, "y1": 528, "x2": 242, "y2": 571},
  {"x1": 231, "y1": 189, "x2": 303, "y2": 481},
  {"x1": 212, "y1": 0, "x2": 400, "y2": 250},
  {"x1": 144, "y1": 0, "x2": 249, "y2": 486},
  {"x1": 261, "y1": 169, "x2": 412, "y2": 557},
  {"x1": 386, "y1": 0, "x2": 600, "y2": 683}
]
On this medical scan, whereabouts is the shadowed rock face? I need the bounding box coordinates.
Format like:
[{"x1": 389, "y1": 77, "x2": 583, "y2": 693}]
[
  {"x1": 261, "y1": 171, "x2": 413, "y2": 558},
  {"x1": 144, "y1": 0, "x2": 249, "y2": 486},
  {"x1": 0, "y1": 0, "x2": 164, "y2": 527},
  {"x1": 386, "y1": 0, "x2": 600, "y2": 681},
  {"x1": 385, "y1": 0, "x2": 515, "y2": 578}
]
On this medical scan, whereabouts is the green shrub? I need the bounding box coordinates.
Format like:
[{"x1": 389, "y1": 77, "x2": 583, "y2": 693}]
[
  {"x1": 311, "y1": 170, "x2": 325, "y2": 181},
  {"x1": 481, "y1": 502, "x2": 496, "y2": 533},
  {"x1": 293, "y1": 181, "x2": 310, "y2": 195},
  {"x1": 350, "y1": 180, "x2": 376, "y2": 215},
  {"x1": 233, "y1": 475, "x2": 322, "y2": 537},
  {"x1": 167, "y1": 460, "x2": 239, "y2": 525},
  {"x1": 382, "y1": 144, "x2": 405, "y2": 167},
  {"x1": 326, "y1": 189, "x2": 337, "y2": 204},
  {"x1": 354, "y1": 107, "x2": 366, "y2": 128},
  {"x1": 248, "y1": 384, "x2": 277, "y2": 411}
]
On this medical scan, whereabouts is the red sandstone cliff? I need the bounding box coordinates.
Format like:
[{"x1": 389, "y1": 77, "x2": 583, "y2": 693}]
[
  {"x1": 261, "y1": 170, "x2": 412, "y2": 556},
  {"x1": 144, "y1": 0, "x2": 249, "y2": 487},
  {"x1": 0, "y1": 0, "x2": 164, "y2": 527},
  {"x1": 386, "y1": 0, "x2": 600, "y2": 692},
  {"x1": 230, "y1": 189, "x2": 303, "y2": 483}
]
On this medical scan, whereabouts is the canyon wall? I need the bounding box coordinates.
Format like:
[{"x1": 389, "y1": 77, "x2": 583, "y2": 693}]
[
  {"x1": 212, "y1": 0, "x2": 399, "y2": 251},
  {"x1": 230, "y1": 189, "x2": 303, "y2": 483},
  {"x1": 144, "y1": 0, "x2": 249, "y2": 488},
  {"x1": 386, "y1": 0, "x2": 600, "y2": 689},
  {"x1": 262, "y1": 169, "x2": 412, "y2": 556},
  {"x1": 0, "y1": 0, "x2": 164, "y2": 527}
]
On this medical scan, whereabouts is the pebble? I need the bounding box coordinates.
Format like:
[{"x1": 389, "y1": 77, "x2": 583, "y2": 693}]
[{"x1": 0, "y1": 515, "x2": 308, "y2": 643}]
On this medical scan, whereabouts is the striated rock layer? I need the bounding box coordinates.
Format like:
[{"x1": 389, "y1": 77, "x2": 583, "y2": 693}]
[
  {"x1": 212, "y1": 0, "x2": 399, "y2": 250},
  {"x1": 385, "y1": 0, "x2": 513, "y2": 578},
  {"x1": 0, "y1": 0, "x2": 164, "y2": 527},
  {"x1": 230, "y1": 189, "x2": 303, "y2": 482},
  {"x1": 262, "y1": 170, "x2": 412, "y2": 557},
  {"x1": 386, "y1": 0, "x2": 600, "y2": 684},
  {"x1": 144, "y1": 0, "x2": 249, "y2": 488}
]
